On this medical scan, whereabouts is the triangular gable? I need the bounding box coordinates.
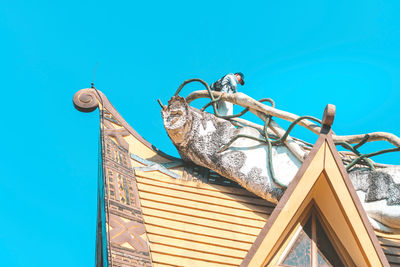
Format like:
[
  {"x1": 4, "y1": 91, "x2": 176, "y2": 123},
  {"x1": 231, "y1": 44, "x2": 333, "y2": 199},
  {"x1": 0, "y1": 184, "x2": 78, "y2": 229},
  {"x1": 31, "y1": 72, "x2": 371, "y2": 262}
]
[{"x1": 241, "y1": 105, "x2": 389, "y2": 267}]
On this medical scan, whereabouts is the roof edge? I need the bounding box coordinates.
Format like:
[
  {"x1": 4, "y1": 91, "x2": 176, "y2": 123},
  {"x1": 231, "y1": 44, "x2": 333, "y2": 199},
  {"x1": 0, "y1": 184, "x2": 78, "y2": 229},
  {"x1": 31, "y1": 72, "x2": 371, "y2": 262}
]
[{"x1": 73, "y1": 88, "x2": 180, "y2": 161}]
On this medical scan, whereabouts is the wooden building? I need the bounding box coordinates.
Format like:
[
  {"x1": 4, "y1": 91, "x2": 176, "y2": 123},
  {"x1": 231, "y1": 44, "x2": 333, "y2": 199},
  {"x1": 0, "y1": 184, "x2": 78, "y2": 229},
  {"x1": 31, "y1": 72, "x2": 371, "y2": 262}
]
[{"x1": 73, "y1": 88, "x2": 400, "y2": 266}]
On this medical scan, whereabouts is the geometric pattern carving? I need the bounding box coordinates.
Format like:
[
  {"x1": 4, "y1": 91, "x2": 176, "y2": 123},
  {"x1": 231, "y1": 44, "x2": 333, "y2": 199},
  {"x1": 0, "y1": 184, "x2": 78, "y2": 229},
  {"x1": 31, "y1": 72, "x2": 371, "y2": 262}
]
[
  {"x1": 116, "y1": 172, "x2": 135, "y2": 206},
  {"x1": 105, "y1": 137, "x2": 130, "y2": 168},
  {"x1": 101, "y1": 115, "x2": 152, "y2": 265},
  {"x1": 109, "y1": 214, "x2": 148, "y2": 252},
  {"x1": 104, "y1": 144, "x2": 139, "y2": 209},
  {"x1": 104, "y1": 120, "x2": 130, "y2": 151}
]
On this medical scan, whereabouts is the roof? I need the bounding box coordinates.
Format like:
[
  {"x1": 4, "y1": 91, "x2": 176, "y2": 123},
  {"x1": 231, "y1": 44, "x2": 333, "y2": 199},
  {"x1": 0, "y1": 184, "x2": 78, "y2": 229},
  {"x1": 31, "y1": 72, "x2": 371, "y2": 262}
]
[
  {"x1": 73, "y1": 88, "x2": 400, "y2": 266},
  {"x1": 241, "y1": 108, "x2": 388, "y2": 266}
]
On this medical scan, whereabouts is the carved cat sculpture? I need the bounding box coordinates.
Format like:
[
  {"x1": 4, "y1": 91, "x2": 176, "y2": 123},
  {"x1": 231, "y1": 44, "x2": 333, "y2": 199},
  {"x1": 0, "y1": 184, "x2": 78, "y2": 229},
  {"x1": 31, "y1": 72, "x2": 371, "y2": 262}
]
[{"x1": 162, "y1": 95, "x2": 400, "y2": 233}]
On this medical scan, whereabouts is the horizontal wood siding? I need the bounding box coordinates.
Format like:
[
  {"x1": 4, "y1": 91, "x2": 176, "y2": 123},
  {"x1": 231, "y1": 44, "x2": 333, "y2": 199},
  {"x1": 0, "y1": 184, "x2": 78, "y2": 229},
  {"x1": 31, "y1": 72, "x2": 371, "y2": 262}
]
[
  {"x1": 378, "y1": 234, "x2": 400, "y2": 266},
  {"x1": 135, "y1": 172, "x2": 400, "y2": 266},
  {"x1": 136, "y1": 171, "x2": 273, "y2": 266}
]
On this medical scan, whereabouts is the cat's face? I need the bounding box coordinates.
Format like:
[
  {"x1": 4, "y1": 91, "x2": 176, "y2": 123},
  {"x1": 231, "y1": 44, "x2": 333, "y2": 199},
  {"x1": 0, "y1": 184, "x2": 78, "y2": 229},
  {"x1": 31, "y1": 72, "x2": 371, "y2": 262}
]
[{"x1": 161, "y1": 95, "x2": 192, "y2": 145}]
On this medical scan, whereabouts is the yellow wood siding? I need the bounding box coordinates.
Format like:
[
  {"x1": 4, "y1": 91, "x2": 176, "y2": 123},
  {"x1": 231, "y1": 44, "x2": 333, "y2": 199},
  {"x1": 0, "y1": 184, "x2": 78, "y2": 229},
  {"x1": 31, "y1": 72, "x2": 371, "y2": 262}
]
[{"x1": 135, "y1": 171, "x2": 274, "y2": 266}]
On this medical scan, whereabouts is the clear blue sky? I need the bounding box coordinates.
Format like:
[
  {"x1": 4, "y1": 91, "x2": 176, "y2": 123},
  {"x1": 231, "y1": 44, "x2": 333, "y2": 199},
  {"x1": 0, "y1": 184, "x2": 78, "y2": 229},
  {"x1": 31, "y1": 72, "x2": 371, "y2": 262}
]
[{"x1": 1, "y1": 1, "x2": 400, "y2": 266}]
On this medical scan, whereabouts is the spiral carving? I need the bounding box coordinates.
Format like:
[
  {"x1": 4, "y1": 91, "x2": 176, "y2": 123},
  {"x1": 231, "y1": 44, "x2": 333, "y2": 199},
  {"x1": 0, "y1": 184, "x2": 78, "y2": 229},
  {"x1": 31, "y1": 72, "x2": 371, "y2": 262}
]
[{"x1": 73, "y1": 88, "x2": 100, "y2": 113}]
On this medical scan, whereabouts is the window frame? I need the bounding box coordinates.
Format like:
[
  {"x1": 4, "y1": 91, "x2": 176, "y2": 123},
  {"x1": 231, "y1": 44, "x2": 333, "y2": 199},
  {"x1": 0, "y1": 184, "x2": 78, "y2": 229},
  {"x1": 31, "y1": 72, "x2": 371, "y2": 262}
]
[{"x1": 277, "y1": 203, "x2": 355, "y2": 267}]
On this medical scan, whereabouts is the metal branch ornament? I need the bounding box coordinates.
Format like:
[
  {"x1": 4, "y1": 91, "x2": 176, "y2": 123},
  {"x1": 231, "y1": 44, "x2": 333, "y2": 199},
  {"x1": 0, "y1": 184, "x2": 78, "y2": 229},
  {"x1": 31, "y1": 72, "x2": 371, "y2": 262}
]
[
  {"x1": 162, "y1": 78, "x2": 400, "y2": 233},
  {"x1": 172, "y1": 78, "x2": 400, "y2": 170}
]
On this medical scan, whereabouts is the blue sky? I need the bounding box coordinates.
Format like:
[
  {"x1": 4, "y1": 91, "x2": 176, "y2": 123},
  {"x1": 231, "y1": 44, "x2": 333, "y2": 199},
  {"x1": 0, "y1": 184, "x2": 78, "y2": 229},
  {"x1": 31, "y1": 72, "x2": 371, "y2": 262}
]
[{"x1": 1, "y1": 1, "x2": 400, "y2": 266}]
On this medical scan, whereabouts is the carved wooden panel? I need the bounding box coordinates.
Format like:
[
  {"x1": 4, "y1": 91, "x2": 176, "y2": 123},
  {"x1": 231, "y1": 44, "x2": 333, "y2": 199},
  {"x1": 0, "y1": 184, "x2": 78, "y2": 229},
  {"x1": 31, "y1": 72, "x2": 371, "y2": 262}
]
[{"x1": 102, "y1": 115, "x2": 152, "y2": 267}]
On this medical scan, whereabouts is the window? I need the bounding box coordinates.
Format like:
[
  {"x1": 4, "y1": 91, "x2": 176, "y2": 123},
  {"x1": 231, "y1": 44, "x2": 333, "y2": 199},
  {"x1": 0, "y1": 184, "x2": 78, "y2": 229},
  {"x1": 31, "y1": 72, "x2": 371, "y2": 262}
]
[{"x1": 280, "y1": 212, "x2": 344, "y2": 267}]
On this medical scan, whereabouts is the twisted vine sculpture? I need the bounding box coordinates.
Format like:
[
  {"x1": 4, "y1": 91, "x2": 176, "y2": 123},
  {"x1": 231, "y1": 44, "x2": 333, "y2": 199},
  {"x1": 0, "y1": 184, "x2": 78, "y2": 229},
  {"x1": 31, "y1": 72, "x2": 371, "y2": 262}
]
[{"x1": 161, "y1": 78, "x2": 400, "y2": 233}]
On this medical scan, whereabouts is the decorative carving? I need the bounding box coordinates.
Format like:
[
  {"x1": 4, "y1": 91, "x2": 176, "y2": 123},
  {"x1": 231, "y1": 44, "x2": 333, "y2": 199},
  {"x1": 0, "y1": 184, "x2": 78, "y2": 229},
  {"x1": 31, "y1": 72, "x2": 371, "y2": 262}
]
[
  {"x1": 104, "y1": 136, "x2": 140, "y2": 210},
  {"x1": 322, "y1": 104, "x2": 335, "y2": 128},
  {"x1": 109, "y1": 214, "x2": 148, "y2": 252},
  {"x1": 162, "y1": 93, "x2": 400, "y2": 233},
  {"x1": 162, "y1": 95, "x2": 296, "y2": 203},
  {"x1": 74, "y1": 88, "x2": 153, "y2": 266},
  {"x1": 104, "y1": 120, "x2": 130, "y2": 151},
  {"x1": 73, "y1": 88, "x2": 100, "y2": 112},
  {"x1": 321, "y1": 104, "x2": 335, "y2": 134},
  {"x1": 102, "y1": 129, "x2": 151, "y2": 265}
]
